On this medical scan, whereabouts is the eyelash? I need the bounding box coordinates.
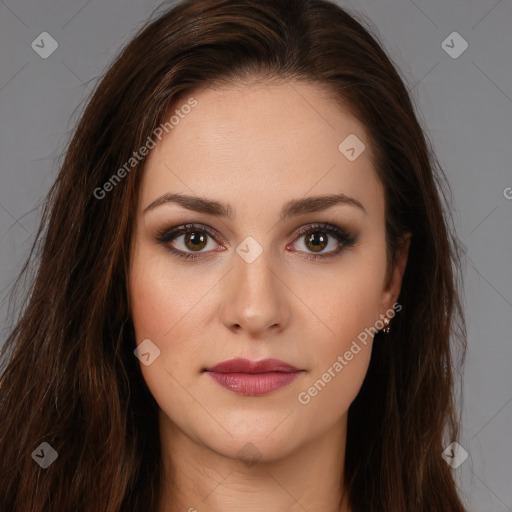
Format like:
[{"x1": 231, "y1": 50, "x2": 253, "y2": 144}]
[{"x1": 155, "y1": 222, "x2": 358, "y2": 261}]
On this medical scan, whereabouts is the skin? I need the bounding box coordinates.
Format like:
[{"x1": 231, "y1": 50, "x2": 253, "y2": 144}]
[{"x1": 128, "y1": 80, "x2": 411, "y2": 512}]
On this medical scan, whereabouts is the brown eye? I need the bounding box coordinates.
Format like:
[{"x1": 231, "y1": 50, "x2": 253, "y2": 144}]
[
  {"x1": 156, "y1": 223, "x2": 222, "y2": 260},
  {"x1": 156, "y1": 222, "x2": 357, "y2": 262},
  {"x1": 304, "y1": 231, "x2": 328, "y2": 252},
  {"x1": 291, "y1": 223, "x2": 358, "y2": 260},
  {"x1": 183, "y1": 230, "x2": 208, "y2": 251}
]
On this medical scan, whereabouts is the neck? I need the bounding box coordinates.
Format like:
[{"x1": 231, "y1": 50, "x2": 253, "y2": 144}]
[{"x1": 157, "y1": 411, "x2": 351, "y2": 512}]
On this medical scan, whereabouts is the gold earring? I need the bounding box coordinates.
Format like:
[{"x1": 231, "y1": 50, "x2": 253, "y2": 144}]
[{"x1": 382, "y1": 317, "x2": 391, "y2": 333}]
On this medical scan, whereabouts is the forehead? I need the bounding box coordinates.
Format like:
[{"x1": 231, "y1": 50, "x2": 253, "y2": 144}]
[{"x1": 139, "y1": 81, "x2": 384, "y2": 221}]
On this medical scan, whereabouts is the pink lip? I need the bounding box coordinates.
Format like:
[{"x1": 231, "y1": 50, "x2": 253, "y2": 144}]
[{"x1": 204, "y1": 358, "x2": 304, "y2": 396}]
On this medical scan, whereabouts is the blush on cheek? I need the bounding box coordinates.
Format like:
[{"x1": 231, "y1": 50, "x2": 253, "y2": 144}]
[{"x1": 129, "y1": 263, "x2": 178, "y2": 337}]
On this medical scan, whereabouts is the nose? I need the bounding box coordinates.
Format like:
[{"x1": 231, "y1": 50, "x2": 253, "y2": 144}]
[{"x1": 220, "y1": 249, "x2": 291, "y2": 337}]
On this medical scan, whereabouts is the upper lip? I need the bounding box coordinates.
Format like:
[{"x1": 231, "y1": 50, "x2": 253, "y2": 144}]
[{"x1": 204, "y1": 358, "x2": 301, "y2": 374}]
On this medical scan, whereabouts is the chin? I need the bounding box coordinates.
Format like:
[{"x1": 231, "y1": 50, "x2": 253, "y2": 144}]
[{"x1": 194, "y1": 414, "x2": 306, "y2": 463}]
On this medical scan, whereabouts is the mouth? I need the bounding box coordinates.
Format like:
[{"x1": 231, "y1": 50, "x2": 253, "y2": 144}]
[{"x1": 203, "y1": 358, "x2": 304, "y2": 396}]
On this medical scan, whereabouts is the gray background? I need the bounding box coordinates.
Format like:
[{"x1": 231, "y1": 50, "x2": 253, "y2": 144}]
[{"x1": 0, "y1": 0, "x2": 511, "y2": 510}]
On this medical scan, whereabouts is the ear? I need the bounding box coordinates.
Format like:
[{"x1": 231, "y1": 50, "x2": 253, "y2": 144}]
[{"x1": 380, "y1": 233, "x2": 412, "y2": 312}]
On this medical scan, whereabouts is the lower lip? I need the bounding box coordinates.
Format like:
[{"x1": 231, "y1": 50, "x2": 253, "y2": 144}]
[{"x1": 205, "y1": 371, "x2": 303, "y2": 396}]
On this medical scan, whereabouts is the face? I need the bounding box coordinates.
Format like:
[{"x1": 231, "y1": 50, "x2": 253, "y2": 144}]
[{"x1": 128, "y1": 80, "x2": 409, "y2": 462}]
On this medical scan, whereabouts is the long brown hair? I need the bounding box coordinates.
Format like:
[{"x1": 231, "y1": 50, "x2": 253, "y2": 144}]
[{"x1": 0, "y1": 0, "x2": 467, "y2": 510}]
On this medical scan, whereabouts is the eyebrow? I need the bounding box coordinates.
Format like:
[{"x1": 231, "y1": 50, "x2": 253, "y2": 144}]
[{"x1": 143, "y1": 192, "x2": 367, "y2": 218}]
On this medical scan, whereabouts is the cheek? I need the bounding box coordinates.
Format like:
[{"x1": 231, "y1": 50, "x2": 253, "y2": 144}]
[
  {"x1": 290, "y1": 251, "x2": 386, "y2": 348},
  {"x1": 295, "y1": 343, "x2": 372, "y2": 428},
  {"x1": 129, "y1": 246, "x2": 207, "y2": 343},
  {"x1": 128, "y1": 253, "x2": 210, "y2": 435},
  {"x1": 293, "y1": 278, "x2": 377, "y2": 421},
  {"x1": 128, "y1": 249, "x2": 207, "y2": 393},
  {"x1": 290, "y1": 253, "x2": 385, "y2": 415}
]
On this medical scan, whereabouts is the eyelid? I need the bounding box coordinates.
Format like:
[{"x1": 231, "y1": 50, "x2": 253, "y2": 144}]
[
  {"x1": 155, "y1": 223, "x2": 227, "y2": 246},
  {"x1": 292, "y1": 222, "x2": 351, "y2": 240}
]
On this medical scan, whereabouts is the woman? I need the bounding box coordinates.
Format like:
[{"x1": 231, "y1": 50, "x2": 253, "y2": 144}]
[{"x1": 0, "y1": 0, "x2": 468, "y2": 510}]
